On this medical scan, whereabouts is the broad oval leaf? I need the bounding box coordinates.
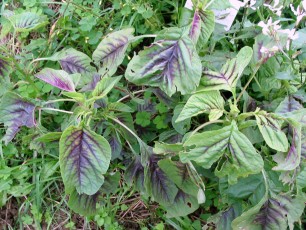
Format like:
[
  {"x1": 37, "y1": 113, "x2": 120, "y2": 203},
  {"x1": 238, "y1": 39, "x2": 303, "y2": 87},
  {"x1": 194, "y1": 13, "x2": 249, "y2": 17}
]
[
  {"x1": 176, "y1": 90, "x2": 224, "y2": 123},
  {"x1": 189, "y1": 10, "x2": 201, "y2": 43},
  {"x1": 59, "y1": 126, "x2": 111, "y2": 195},
  {"x1": 35, "y1": 68, "x2": 75, "y2": 92},
  {"x1": 126, "y1": 27, "x2": 202, "y2": 97},
  {"x1": 196, "y1": 10, "x2": 215, "y2": 48},
  {"x1": 199, "y1": 46, "x2": 253, "y2": 92},
  {"x1": 0, "y1": 92, "x2": 36, "y2": 145},
  {"x1": 255, "y1": 113, "x2": 288, "y2": 152},
  {"x1": 92, "y1": 28, "x2": 134, "y2": 75}
]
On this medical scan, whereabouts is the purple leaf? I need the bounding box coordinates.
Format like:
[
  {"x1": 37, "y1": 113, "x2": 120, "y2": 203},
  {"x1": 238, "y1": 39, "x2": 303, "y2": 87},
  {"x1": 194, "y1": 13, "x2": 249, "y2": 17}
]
[
  {"x1": 145, "y1": 154, "x2": 178, "y2": 204},
  {"x1": 275, "y1": 96, "x2": 303, "y2": 115},
  {"x1": 0, "y1": 92, "x2": 36, "y2": 145},
  {"x1": 59, "y1": 126, "x2": 111, "y2": 195},
  {"x1": 125, "y1": 156, "x2": 145, "y2": 192},
  {"x1": 254, "y1": 198, "x2": 288, "y2": 228},
  {"x1": 189, "y1": 10, "x2": 201, "y2": 43},
  {"x1": 126, "y1": 27, "x2": 202, "y2": 96},
  {"x1": 80, "y1": 73, "x2": 101, "y2": 92},
  {"x1": 273, "y1": 125, "x2": 301, "y2": 171},
  {"x1": 58, "y1": 48, "x2": 96, "y2": 74},
  {"x1": 35, "y1": 68, "x2": 75, "y2": 92},
  {"x1": 107, "y1": 132, "x2": 122, "y2": 160},
  {"x1": 93, "y1": 28, "x2": 134, "y2": 75}
]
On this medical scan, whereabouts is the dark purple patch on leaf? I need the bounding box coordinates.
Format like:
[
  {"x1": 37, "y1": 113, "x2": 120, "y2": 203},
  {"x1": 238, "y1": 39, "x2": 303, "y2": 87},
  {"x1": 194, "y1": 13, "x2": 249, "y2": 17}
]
[
  {"x1": 276, "y1": 96, "x2": 303, "y2": 115},
  {"x1": 0, "y1": 92, "x2": 36, "y2": 144},
  {"x1": 58, "y1": 48, "x2": 95, "y2": 74},
  {"x1": 35, "y1": 68, "x2": 75, "y2": 92},
  {"x1": 126, "y1": 28, "x2": 202, "y2": 96},
  {"x1": 189, "y1": 10, "x2": 201, "y2": 43},
  {"x1": 125, "y1": 156, "x2": 145, "y2": 191},
  {"x1": 145, "y1": 154, "x2": 178, "y2": 204},
  {"x1": 254, "y1": 198, "x2": 288, "y2": 228},
  {"x1": 80, "y1": 73, "x2": 101, "y2": 92},
  {"x1": 59, "y1": 126, "x2": 111, "y2": 195}
]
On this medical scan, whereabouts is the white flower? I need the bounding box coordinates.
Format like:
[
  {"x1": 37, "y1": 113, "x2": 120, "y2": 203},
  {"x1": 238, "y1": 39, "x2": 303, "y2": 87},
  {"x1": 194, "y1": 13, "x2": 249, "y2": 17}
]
[
  {"x1": 290, "y1": 2, "x2": 306, "y2": 25},
  {"x1": 264, "y1": 0, "x2": 283, "y2": 16},
  {"x1": 258, "y1": 17, "x2": 281, "y2": 36},
  {"x1": 279, "y1": 29, "x2": 299, "y2": 40},
  {"x1": 260, "y1": 45, "x2": 279, "y2": 58}
]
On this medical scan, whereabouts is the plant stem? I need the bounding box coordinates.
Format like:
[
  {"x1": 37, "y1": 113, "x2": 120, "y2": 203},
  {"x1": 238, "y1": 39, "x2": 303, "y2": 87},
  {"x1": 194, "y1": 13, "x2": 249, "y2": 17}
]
[
  {"x1": 236, "y1": 64, "x2": 261, "y2": 103},
  {"x1": 107, "y1": 116, "x2": 141, "y2": 142},
  {"x1": 41, "y1": 108, "x2": 73, "y2": 114},
  {"x1": 117, "y1": 89, "x2": 146, "y2": 102},
  {"x1": 130, "y1": 34, "x2": 157, "y2": 42},
  {"x1": 191, "y1": 120, "x2": 224, "y2": 136},
  {"x1": 44, "y1": 99, "x2": 77, "y2": 105}
]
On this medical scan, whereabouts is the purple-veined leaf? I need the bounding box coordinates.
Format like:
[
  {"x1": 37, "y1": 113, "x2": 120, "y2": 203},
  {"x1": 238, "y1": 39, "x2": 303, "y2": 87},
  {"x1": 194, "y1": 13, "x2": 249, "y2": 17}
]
[
  {"x1": 68, "y1": 189, "x2": 100, "y2": 216},
  {"x1": 158, "y1": 159, "x2": 199, "y2": 196},
  {"x1": 255, "y1": 112, "x2": 288, "y2": 152},
  {"x1": 126, "y1": 27, "x2": 202, "y2": 97},
  {"x1": 57, "y1": 48, "x2": 96, "y2": 74},
  {"x1": 208, "y1": 205, "x2": 242, "y2": 230},
  {"x1": 176, "y1": 90, "x2": 224, "y2": 123},
  {"x1": 125, "y1": 156, "x2": 145, "y2": 192},
  {"x1": 0, "y1": 92, "x2": 36, "y2": 145},
  {"x1": 7, "y1": 12, "x2": 48, "y2": 32},
  {"x1": 59, "y1": 125, "x2": 111, "y2": 195},
  {"x1": 0, "y1": 58, "x2": 11, "y2": 79},
  {"x1": 254, "y1": 198, "x2": 288, "y2": 229},
  {"x1": 35, "y1": 68, "x2": 75, "y2": 92},
  {"x1": 92, "y1": 28, "x2": 134, "y2": 75},
  {"x1": 145, "y1": 154, "x2": 178, "y2": 205},
  {"x1": 273, "y1": 125, "x2": 301, "y2": 171},
  {"x1": 197, "y1": 10, "x2": 215, "y2": 48},
  {"x1": 80, "y1": 73, "x2": 101, "y2": 92},
  {"x1": 163, "y1": 189, "x2": 199, "y2": 218},
  {"x1": 189, "y1": 10, "x2": 201, "y2": 43},
  {"x1": 107, "y1": 132, "x2": 122, "y2": 160},
  {"x1": 275, "y1": 96, "x2": 303, "y2": 116},
  {"x1": 199, "y1": 46, "x2": 253, "y2": 92}
]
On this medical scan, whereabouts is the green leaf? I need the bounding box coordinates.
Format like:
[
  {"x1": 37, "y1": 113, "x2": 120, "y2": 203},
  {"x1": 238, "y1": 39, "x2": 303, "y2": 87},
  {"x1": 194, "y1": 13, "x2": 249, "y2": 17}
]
[
  {"x1": 126, "y1": 27, "x2": 202, "y2": 96},
  {"x1": 176, "y1": 90, "x2": 224, "y2": 123},
  {"x1": 158, "y1": 159, "x2": 199, "y2": 196},
  {"x1": 92, "y1": 75, "x2": 122, "y2": 99},
  {"x1": 6, "y1": 12, "x2": 48, "y2": 32},
  {"x1": 199, "y1": 47, "x2": 253, "y2": 92},
  {"x1": 68, "y1": 189, "x2": 100, "y2": 216},
  {"x1": 182, "y1": 122, "x2": 263, "y2": 182},
  {"x1": 36, "y1": 132, "x2": 62, "y2": 143},
  {"x1": 172, "y1": 104, "x2": 191, "y2": 135},
  {"x1": 92, "y1": 28, "x2": 134, "y2": 75},
  {"x1": 135, "y1": 111, "x2": 151, "y2": 127},
  {"x1": 59, "y1": 125, "x2": 111, "y2": 195},
  {"x1": 255, "y1": 113, "x2": 288, "y2": 152},
  {"x1": 181, "y1": 125, "x2": 232, "y2": 168}
]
